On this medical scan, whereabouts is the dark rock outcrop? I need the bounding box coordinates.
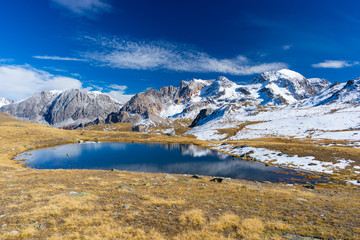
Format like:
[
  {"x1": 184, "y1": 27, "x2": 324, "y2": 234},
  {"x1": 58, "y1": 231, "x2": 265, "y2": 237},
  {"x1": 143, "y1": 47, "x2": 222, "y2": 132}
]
[{"x1": 189, "y1": 109, "x2": 213, "y2": 127}]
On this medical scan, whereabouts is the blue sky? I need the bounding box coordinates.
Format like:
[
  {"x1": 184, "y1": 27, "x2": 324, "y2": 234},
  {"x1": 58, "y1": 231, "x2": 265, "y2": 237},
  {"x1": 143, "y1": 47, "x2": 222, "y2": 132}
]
[{"x1": 1, "y1": 0, "x2": 360, "y2": 101}]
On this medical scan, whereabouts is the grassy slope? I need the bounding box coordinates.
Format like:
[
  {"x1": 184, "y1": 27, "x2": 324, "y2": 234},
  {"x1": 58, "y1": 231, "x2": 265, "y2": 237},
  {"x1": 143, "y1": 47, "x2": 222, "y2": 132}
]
[{"x1": 0, "y1": 113, "x2": 360, "y2": 239}]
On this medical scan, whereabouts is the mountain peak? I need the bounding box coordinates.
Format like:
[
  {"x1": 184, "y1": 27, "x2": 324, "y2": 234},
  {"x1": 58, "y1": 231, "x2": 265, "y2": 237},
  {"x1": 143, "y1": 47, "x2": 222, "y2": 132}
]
[{"x1": 0, "y1": 98, "x2": 14, "y2": 108}]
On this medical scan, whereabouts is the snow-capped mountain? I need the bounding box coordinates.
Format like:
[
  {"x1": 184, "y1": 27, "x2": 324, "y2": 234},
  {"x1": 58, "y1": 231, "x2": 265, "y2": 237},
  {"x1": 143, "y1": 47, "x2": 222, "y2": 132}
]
[
  {"x1": 107, "y1": 69, "x2": 330, "y2": 126},
  {"x1": 293, "y1": 78, "x2": 360, "y2": 108},
  {"x1": 251, "y1": 69, "x2": 329, "y2": 105},
  {"x1": 0, "y1": 98, "x2": 14, "y2": 108},
  {"x1": 0, "y1": 89, "x2": 122, "y2": 128}
]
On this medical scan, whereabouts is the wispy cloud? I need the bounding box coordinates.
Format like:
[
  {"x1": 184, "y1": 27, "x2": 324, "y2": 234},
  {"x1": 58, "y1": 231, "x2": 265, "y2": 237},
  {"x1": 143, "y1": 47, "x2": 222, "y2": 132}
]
[
  {"x1": 311, "y1": 60, "x2": 359, "y2": 69},
  {"x1": 282, "y1": 45, "x2": 292, "y2": 51},
  {"x1": 0, "y1": 65, "x2": 83, "y2": 101},
  {"x1": 33, "y1": 55, "x2": 86, "y2": 61},
  {"x1": 51, "y1": 0, "x2": 111, "y2": 16},
  {"x1": 89, "y1": 83, "x2": 133, "y2": 103},
  {"x1": 81, "y1": 36, "x2": 287, "y2": 75}
]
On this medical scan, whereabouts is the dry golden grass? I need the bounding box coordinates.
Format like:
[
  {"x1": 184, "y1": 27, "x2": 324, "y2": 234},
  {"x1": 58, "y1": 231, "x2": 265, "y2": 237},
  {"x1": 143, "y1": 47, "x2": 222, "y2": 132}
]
[
  {"x1": 1, "y1": 113, "x2": 360, "y2": 239},
  {"x1": 179, "y1": 209, "x2": 207, "y2": 227}
]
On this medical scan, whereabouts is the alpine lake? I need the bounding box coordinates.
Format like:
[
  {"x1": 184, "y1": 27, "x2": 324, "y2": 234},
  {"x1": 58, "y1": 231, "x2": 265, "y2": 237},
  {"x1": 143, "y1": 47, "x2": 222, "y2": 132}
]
[{"x1": 14, "y1": 142, "x2": 326, "y2": 184}]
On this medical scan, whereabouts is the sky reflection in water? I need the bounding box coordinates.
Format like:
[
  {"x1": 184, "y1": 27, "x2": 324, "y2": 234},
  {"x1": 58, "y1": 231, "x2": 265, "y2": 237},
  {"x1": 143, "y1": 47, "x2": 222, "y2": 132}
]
[{"x1": 16, "y1": 142, "x2": 305, "y2": 183}]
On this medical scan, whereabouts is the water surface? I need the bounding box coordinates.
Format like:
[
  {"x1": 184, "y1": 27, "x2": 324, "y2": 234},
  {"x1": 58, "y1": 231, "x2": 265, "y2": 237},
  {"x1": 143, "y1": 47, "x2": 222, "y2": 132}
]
[{"x1": 16, "y1": 142, "x2": 315, "y2": 183}]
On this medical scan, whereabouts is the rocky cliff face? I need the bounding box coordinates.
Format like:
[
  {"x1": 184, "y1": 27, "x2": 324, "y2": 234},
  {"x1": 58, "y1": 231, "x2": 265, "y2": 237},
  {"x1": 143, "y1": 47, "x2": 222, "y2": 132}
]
[
  {"x1": 0, "y1": 89, "x2": 122, "y2": 128},
  {"x1": 106, "y1": 79, "x2": 211, "y2": 125}
]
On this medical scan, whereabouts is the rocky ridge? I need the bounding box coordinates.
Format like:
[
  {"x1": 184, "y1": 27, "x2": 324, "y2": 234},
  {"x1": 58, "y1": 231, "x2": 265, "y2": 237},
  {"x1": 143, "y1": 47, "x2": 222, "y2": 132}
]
[{"x1": 0, "y1": 89, "x2": 122, "y2": 129}]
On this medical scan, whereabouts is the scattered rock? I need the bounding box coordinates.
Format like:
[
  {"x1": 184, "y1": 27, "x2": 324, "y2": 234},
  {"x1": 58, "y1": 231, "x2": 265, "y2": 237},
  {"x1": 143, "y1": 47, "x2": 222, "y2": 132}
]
[
  {"x1": 303, "y1": 182, "x2": 315, "y2": 190},
  {"x1": 240, "y1": 144, "x2": 250, "y2": 148},
  {"x1": 297, "y1": 198, "x2": 308, "y2": 201},
  {"x1": 34, "y1": 224, "x2": 46, "y2": 230},
  {"x1": 78, "y1": 140, "x2": 84, "y2": 143},
  {"x1": 66, "y1": 153, "x2": 70, "y2": 157},
  {"x1": 116, "y1": 185, "x2": 135, "y2": 191},
  {"x1": 164, "y1": 174, "x2": 174, "y2": 179},
  {"x1": 69, "y1": 191, "x2": 89, "y2": 197},
  {"x1": 192, "y1": 174, "x2": 202, "y2": 179},
  {"x1": 123, "y1": 204, "x2": 130, "y2": 209},
  {"x1": 210, "y1": 177, "x2": 224, "y2": 183},
  {"x1": 111, "y1": 168, "x2": 119, "y2": 172},
  {"x1": 308, "y1": 163, "x2": 317, "y2": 166},
  {"x1": 179, "y1": 178, "x2": 190, "y2": 182},
  {"x1": 0, "y1": 214, "x2": 6, "y2": 218},
  {"x1": 131, "y1": 125, "x2": 146, "y2": 132},
  {"x1": 262, "y1": 181, "x2": 271, "y2": 184}
]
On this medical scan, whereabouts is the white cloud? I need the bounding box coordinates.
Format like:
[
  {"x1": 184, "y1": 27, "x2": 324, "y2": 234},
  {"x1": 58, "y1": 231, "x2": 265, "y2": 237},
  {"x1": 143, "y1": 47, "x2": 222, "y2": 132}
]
[
  {"x1": 311, "y1": 60, "x2": 359, "y2": 69},
  {"x1": 52, "y1": 0, "x2": 111, "y2": 16},
  {"x1": 82, "y1": 37, "x2": 288, "y2": 75},
  {"x1": 33, "y1": 55, "x2": 86, "y2": 61},
  {"x1": 282, "y1": 45, "x2": 292, "y2": 50},
  {"x1": 0, "y1": 59, "x2": 13, "y2": 63},
  {"x1": 91, "y1": 84, "x2": 133, "y2": 103},
  {"x1": 0, "y1": 65, "x2": 83, "y2": 101}
]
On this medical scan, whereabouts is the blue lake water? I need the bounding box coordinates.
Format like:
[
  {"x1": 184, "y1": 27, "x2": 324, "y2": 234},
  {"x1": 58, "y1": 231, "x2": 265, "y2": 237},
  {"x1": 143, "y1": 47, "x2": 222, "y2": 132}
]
[{"x1": 15, "y1": 142, "x2": 315, "y2": 183}]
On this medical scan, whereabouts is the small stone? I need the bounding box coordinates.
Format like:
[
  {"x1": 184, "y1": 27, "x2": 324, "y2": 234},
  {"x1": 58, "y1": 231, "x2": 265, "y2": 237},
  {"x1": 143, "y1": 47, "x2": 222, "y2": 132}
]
[
  {"x1": 123, "y1": 204, "x2": 130, "y2": 209},
  {"x1": 192, "y1": 174, "x2": 202, "y2": 179},
  {"x1": 116, "y1": 185, "x2": 135, "y2": 191},
  {"x1": 0, "y1": 214, "x2": 6, "y2": 218},
  {"x1": 303, "y1": 182, "x2": 315, "y2": 190},
  {"x1": 308, "y1": 163, "x2": 318, "y2": 166},
  {"x1": 297, "y1": 198, "x2": 308, "y2": 201},
  {"x1": 240, "y1": 144, "x2": 250, "y2": 148},
  {"x1": 35, "y1": 224, "x2": 46, "y2": 230},
  {"x1": 210, "y1": 177, "x2": 224, "y2": 183},
  {"x1": 164, "y1": 174, "x2": 174, "y2": 179},
  {"x1": 131, "y1": 182, "x2": 138, "y2": 186},
  {"x1": 78, "y1": 140, "x2": 84, "y2": 143},
  {"x1": 9, "y1": 231, "x2": 19, "y2": 234},
  {"x1": 179, "y1": 178, "x2": 190, "y2": 182},
  {"x1": 144, "y1": 182, "x2": 151, "y2": 186},
  {"x1": 111, "y1": 168, "x2": 119, "y2": 171}
]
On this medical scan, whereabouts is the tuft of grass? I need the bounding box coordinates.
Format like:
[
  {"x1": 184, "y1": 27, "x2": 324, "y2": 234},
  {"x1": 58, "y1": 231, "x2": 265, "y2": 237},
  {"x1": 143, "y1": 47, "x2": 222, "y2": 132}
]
[
  {"x1": 237, "y1": 218, "x2": 265, "y2": 240},
  {"x1": 210, "y1": 212, "x2": 240, "y2": 232},
  {"x1": 179, "y1": 209, "x2": 207, "y2": 227}
]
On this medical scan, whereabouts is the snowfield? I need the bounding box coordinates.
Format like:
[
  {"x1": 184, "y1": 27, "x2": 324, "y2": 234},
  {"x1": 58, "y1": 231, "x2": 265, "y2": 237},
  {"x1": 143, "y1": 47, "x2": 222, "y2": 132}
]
[{"x1": 210, "y1": 143, "x2": 356, "y2": 175}]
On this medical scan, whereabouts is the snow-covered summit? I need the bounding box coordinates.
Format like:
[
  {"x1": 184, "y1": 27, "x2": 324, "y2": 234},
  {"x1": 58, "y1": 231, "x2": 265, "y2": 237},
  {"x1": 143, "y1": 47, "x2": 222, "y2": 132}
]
[
  {"x1": 251, "y1": 69, "x2": 322, "y2": 104},
  {"x1": 0, "y1": 98, "x2": 14, "y2": 108}
]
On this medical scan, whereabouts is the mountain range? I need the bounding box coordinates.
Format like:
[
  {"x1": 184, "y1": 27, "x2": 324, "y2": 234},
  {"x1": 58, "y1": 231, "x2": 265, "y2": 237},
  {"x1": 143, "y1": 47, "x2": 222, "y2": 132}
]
[
  {"x1": 0, "y1": 89, "x2": 122, "y2": 129},
  {"x1": 1, "y1": 69, "x2": 359, "y2": 139}
]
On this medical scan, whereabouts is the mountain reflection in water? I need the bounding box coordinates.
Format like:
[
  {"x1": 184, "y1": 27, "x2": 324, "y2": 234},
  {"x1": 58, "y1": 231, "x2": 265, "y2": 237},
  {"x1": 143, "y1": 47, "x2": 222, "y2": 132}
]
[{"x1": 16, "y1": 142, "x2": 309, "y2": 183}]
